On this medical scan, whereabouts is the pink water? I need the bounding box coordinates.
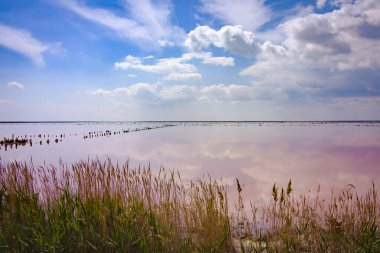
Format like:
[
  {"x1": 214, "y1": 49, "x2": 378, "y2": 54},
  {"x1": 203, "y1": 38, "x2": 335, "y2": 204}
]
[{"x1": 1, "y1": 121, "x2": 379, "y2": 205}]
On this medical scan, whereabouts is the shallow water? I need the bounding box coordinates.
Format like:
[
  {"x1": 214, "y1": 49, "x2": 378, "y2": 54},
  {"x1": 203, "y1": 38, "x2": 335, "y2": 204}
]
[{"x1": 1, "y1": 121, "x2": 380, "y2": 205}]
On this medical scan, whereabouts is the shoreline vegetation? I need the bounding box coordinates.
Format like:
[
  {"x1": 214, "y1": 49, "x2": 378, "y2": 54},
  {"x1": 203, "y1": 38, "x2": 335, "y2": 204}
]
[{"x1": 0, "y1": 159, "x2": 379, "y2": 252}]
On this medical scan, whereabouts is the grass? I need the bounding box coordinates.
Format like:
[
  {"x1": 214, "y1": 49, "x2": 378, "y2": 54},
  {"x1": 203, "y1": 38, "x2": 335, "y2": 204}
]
[
  {"x1": 235, "y1": 180, "x2": 380, "y2": 252},
  {"x1": 0, "y1": 159, "x2": 379, "y2": 252}
]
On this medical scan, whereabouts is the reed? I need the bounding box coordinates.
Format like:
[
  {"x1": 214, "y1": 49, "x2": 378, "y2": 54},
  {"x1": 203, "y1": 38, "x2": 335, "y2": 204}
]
[
  {"x1": 0, "y1": 159, "x2": 232, "y2": 252},
  {"x1": 0, "y1": 159, "x2": 379, "y2": 252},
  {"x1": 235, "y1": 180, "x2": 380, "y2": 253}
]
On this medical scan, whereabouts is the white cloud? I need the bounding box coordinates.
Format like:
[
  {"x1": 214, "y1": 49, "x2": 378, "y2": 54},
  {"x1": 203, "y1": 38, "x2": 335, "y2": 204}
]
[
  {"x1": 115, "y1": 51, "x2": 234, "y2": 81},
  {"x1": 115, "y1": 55, "x2": 197, "y2": 81},
  {"x1": 316, "y1": 0, "x2": 327, "y2": 9},
  {"x1": 239, "y1": 0, "x2": 380, "y2": 101},
  {"x1": 0, "y1": 24, "x2": 51, "y2": 66},
  {"x1": 201, "y1": 55, "x2": 234, "y2": 66},
  {"x1": 125, "y1": 0, "x2": 171, "y2": 34},
  {"x1": 259, "y1": 41, "x2": 287, "y2": 59},
  {"x1": 59, "y1": 0, "x2": 149, "y2": 41},
  {"x1": 59, "y1": 0, "x2": 184, "y2": 47},
  {"x1": 115, "y1": 55, "x2": 197, "y2": 79},
  {"x1": 331, "y1": 0, "x2": 354, "y2": 7},
  {"x1": 127, "y1": 82, "x2": 158, "y2": 96},
  {"x1": 181, "y1": 51, "x2": 235, "y2": 66},
  {"x1": 185, "y1": 25, "x2": 261, "y2": 57},
  {"x1": 200, "y1": 84, "x2": 255, "y2": 101},
  {"x1": 164, "y1": 73, "x2": 202, "y2": 81},
  {"x1": 200, "y1": 0, "x2": 271, "y2": 31},
  {"x1": 128, "y1": 74, "x2": 137, "y2": 77},
  {"x1": 158, "y1": 85, "x2": 197, "y2": 100},
  {"x1": 158, "y1": 40, "x2": 176, "y2": 47},
  {"x1": 91, "y1": 82, "x2": 258, "y2": 103},
  {"x1": 91, "y1": 89, "x2": 112, "y2": 96},
  {"x1": 7, "y1": 81, "x2": 25, "y2": 90},
  {"x1": 92, "y1": 82, "x2": 158, "y2": 97},
  {"x1": 92, "y1": 1, "x2": 380, "y2": 108},
  {"x1": 91, "y1": 82, "x2": 195, "y2": 102},
  {"x1": 281, "y1": 1, "x2": 380, "y2": 71}
]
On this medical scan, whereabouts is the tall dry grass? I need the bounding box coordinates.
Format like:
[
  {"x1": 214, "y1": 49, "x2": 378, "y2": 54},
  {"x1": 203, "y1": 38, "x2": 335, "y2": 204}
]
[
  {"x1": 235, "y1": 180, "x2": 380, "y2": 253},
  {"x1": 0, "y1": 159, "x2": 379, "y2": 252},
  {"x1": 0, "y1": 159, "x2": 232, "y2": 252}
]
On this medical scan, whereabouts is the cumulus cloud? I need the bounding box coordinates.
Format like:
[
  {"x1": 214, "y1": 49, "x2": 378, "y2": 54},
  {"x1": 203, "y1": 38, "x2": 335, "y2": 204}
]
[
  {"x1": 201, "y1": 55, "x2": 234, "y2": 66},
  {"x1": 58, "y1": 0, "x2": 184, "y2": 47},
  {"x1": 164, "y1": 73, "x2": 202, "y2": 81},
  {"x1": 115, "y1": 55, "x2": 198, "y2": 81},
  {"x1": 199, "y1": 0, "x2": 271, "y2": 31},
  {"x1": 69, "y1": 0, "x2": 380, "y2": 109},
  {"x1": 91, "y1": 89, "x2": 111, "y2": 96},
  {"x1": 0, "y1": 24, "x2": 51, "y2": 66},
  {"x1": 7, "y1": 81, "x2": 25, "y2": 90},
  {"x1": 200, "y1": 84, "x2": 255, "y2": 101},
  {"x1": 115, "y1": 55, "x2": 196, "y2": 74},
  {"x1": 316, "y1": 0, "x2": 327, "y2": 9},
  {"x1": 181, "y1": 51, "x2": 235, "y2": 66},
  {"x1": 91, "y1": 82, "x2": 257, "y2": 103},
  {"x1": 158, "y1": 85, "x2": 197, "y2": 100},
  {"x1": 91, "y1": 82, "x2": 196, "y2": 102},
  {"x1": 185, "y1": 25, "x2": 261, "y2": 57},
  {"x1": 331, "y1": 0, "x2": 355, "y2": 7},
  {"x1": 158, "y1": 39, "x2": 176, "y2": 47},
  {"x1": 282, "y1": 0, "x2": 380, "y2": 70},
  {"x1": 239, "y1": 0, "x2": 380, "y2": 101},
  {"x1": 115, "y1": 51, "x2": 234, "y2": 81},
  {"x1": 92, "y1": 83, "x2": 158, "y2": 97}
]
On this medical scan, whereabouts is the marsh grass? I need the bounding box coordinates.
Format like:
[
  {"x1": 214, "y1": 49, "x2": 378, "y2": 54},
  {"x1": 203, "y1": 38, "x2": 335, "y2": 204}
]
[
  {"x1": 236, "y1": 180, "x2": 380, "y2": 253},
  {"x1": 0, "y1": 159, "x2": 232, "y2": 252},
  {"x1": 0, "y1": 159, "x2": 379, "y2": 252}
]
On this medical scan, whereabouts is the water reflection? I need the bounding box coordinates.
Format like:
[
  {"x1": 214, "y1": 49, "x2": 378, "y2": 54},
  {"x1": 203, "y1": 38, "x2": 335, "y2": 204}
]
[
  {"x1": 0, "y1": 122, "x2": 176, "y2": 151},
  {"x1": 0, "y1": 122, "x2": 379, "y2": 205}
]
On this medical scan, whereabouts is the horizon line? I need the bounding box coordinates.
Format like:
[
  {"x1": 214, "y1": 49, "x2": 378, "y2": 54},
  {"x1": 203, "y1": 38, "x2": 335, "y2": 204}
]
[{"x1": 1, "y1": 120, "x2": 380, "y2": 124}]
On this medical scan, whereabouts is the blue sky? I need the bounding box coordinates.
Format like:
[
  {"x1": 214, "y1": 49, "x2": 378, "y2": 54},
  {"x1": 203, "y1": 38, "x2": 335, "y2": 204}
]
[{"x1": 0, "y1": 0, "x2": 379, "y2": 120}]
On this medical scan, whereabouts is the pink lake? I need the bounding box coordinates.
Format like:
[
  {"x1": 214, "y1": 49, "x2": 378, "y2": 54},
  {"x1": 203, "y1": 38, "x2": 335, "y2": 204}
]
[{"x1": 1, "y1": 121, "x2": 379, "y2": 206}]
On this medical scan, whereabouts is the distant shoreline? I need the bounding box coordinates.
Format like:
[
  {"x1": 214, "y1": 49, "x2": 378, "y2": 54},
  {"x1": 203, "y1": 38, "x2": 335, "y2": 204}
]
[{"x1": 1, "y1": 120, "x2": 380, "y2": 124}]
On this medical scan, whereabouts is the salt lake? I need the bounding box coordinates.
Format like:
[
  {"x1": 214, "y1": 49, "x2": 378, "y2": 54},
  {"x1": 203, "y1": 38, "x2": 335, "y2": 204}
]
[{"x1": 1, "y1": 121, "x2": 379, "y2": 205}]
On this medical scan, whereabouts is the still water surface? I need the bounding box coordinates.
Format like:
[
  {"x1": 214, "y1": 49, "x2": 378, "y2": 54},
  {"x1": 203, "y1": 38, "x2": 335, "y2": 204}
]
[{"x1": 1, "y1": 121, "x2": 379, "y2": 204}]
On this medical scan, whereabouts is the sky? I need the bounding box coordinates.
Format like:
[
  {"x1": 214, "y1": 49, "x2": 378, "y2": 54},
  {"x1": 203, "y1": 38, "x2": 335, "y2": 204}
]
[{"x1": 0, "y1": 0, "x2": 379, "y2": 121}]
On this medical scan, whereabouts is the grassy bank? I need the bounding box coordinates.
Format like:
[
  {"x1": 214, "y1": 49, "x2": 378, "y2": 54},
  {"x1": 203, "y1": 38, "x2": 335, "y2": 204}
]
[{"x1": 0, "y1": 159, "x2": 379, "y2": 252}]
